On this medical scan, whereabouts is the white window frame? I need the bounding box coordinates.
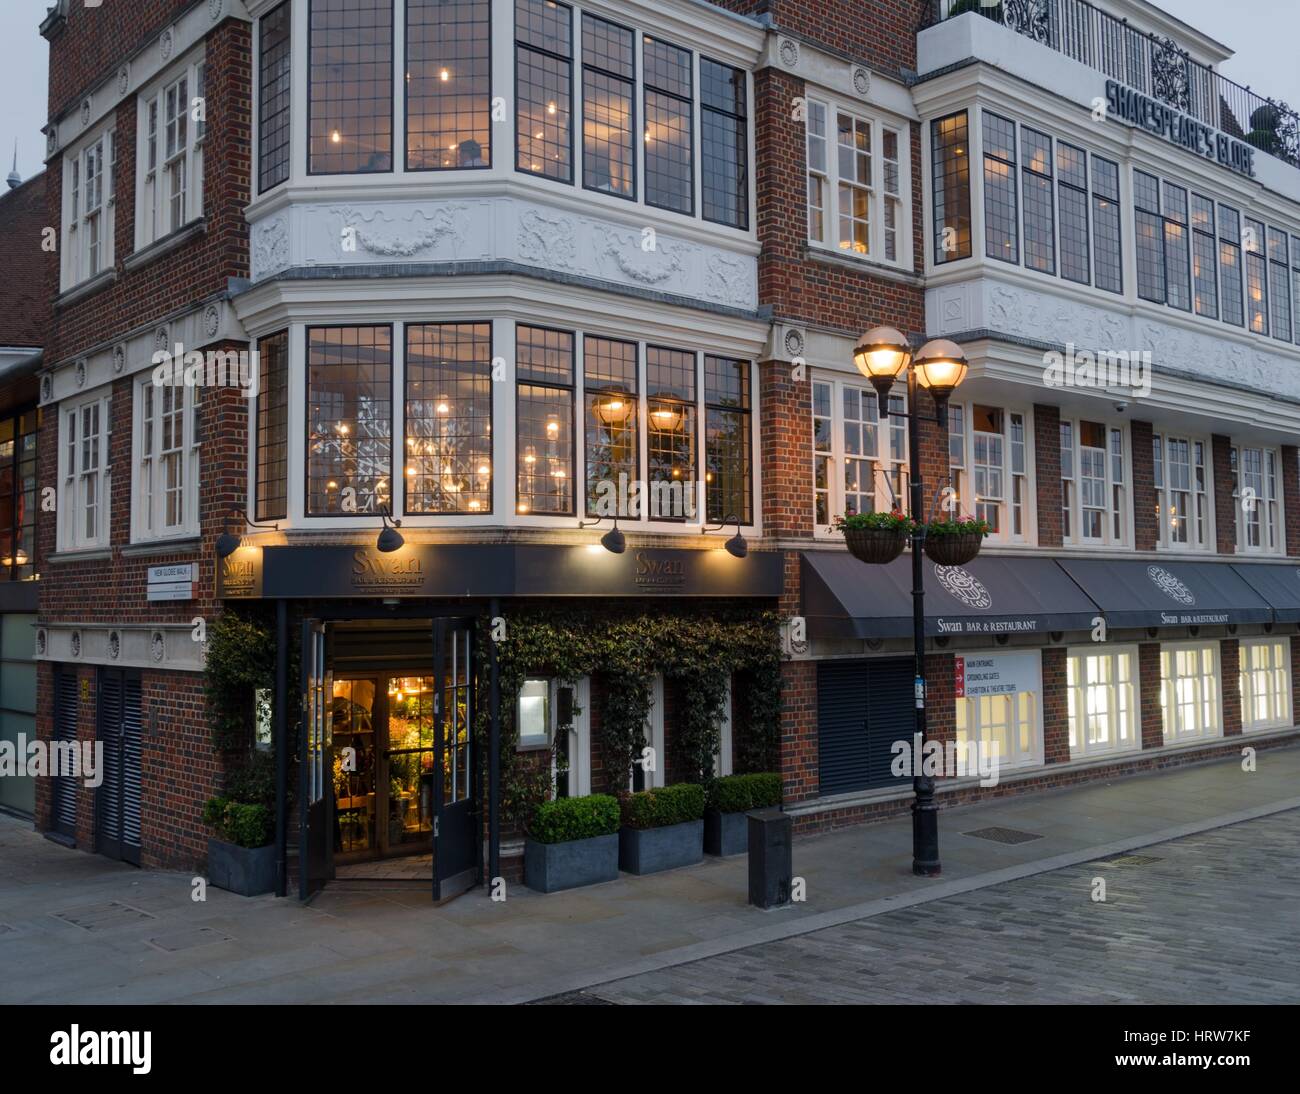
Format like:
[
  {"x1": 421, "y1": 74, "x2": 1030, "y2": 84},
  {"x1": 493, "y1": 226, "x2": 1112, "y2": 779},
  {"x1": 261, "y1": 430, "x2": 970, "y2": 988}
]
[
  {"x1": 136, "y1": 51, "x2": 206, "y2": 250},
  {"x1": 1152, "y1": 432, "x2": 1215, "y2": 552},
  {"x1": 805, "y1": 94, "x2": 912, "y2": 270},
  {"x1": 955, "y1": 656, "x2": 1044, "y2": 771},
  {"x1": 630, "y1": 674, "x2": 667, "y2": 790},
  {"x1": 1159, "y1": 641, "x2": 1222, "y2": 744},
  {"x1": 1231, "y1": 444, "x2": 1283, "y2": 556},
  {"x1": 1239, "y1": 636, "x2": 1292, "y2": 732},
  {"x1": 61, "y1": 125, "x2": 116, "y2": 290},
  {"x1": 714, "y1": 674, "x2": 733, "y2": 778},
  {"x1": 1066, "y1": 645, "x2": 1140, "y2": 760},
  {"x1": 948, "y1": 401, "x2": 1035, "y2": 545},
  {"x1": 812, "y1": 373, "x2": 908, "y2": 537},
  {"x1": 58, "y1": 390, "x2": 112, "y2": 551},
  {"x1": 131, "y1": 376, "x2": 201, "y2": 542},
  {"x1": 1060, "y1": 418, "x2": 1129, "y2": 547}
]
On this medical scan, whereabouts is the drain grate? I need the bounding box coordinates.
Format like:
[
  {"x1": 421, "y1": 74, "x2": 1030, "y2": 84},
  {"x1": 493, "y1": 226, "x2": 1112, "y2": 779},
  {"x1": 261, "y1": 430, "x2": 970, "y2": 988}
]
[
  {"x1": 51, "y1": 902, "x2": 156, "y2": 932},
  {"x1": 962, "y1": 826, "x2": 1043, "y2": 845},
  {"x1": 1100, "y1": 853, "x2": 1162, "y2": 866},
  {"x1": 146, "y1": 926, "x2": 233, "y2": 953}
]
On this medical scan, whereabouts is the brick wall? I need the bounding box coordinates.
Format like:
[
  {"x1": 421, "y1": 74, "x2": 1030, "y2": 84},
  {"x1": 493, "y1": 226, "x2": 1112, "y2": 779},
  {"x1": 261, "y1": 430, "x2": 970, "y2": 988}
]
[
  {"x1": 761, "y1": 361, "x2": 815, "y2": 537},
  {"x1": 1220, "y1": 638, "x2": 1241, "y2": 737},
  {"x1": 1212, "y1": 434, "x2": 1236, "y2": 555},
  {"x1": 1138, "y1": 641, "x2": 1163, "y2": 749},
  {"x1": 1041, "y1": 645, "x2": 1069, "y2": 763},
  {"x1": 1283, "y1": 445, "x2": 1300, "y2": 557},
  {"x1": 779, "y1": 658, "x2": 817, "y2": 803},
  {"x1": 1131, "y1": 420, "x2": 1158, "y2": 551},
  {"x1": 1034, "y1": 404, "x2": 1063, "y2": 548}
]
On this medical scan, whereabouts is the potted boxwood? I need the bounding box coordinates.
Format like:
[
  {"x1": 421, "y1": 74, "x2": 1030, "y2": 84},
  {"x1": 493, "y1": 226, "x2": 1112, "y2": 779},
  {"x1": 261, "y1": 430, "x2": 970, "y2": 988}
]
[
  {"x1": 923, "y1": 514, "x2": 990, "y2": 566},
  {"x1": 523, "y1": 794, "x2": 621, "y2": 893},
  {"x1": 618, "y1": 782, "x2": 706, "y2": 875},
  {"x1": 203, "y1": 796, "x2": 275, "y2": 897},
  {"x1": 834, "y1": 509, "x2": 915, "y2": 565},
  {"x1": 704, "y1": 772, "x2": 782, "y2": 856}
]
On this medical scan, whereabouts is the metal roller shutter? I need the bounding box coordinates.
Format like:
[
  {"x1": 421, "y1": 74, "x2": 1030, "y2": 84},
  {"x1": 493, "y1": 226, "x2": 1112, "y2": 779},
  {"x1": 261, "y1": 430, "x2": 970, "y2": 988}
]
[
  {"x1": 96, "y1": 669, "x2": 142, "y2": 865},
  {"x1": 817, "y1": 658, "x2": 913, "y2": 796},
  {"x1": 50, "y1": 669, "x2": 79, "y2": 838}
]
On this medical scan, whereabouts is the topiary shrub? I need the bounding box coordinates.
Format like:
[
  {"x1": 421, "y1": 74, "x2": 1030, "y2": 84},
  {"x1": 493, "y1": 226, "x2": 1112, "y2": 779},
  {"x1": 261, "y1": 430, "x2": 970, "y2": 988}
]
[
  {"x1": 203, "y1": 796, "x2": 273, "y2": 849},
  {"x1": 708, "y1": 772, "x2": 782, "y2": 814},
  {"x1": 528, "y1": 794, "x2": 621, "y2": 843},
  {"x1": 620, "y1": 783, "x2": 706, "y2": 830}
]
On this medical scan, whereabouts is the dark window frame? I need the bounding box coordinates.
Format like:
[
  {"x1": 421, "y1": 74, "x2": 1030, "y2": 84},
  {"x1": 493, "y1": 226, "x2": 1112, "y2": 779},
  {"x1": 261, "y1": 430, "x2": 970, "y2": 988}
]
[
  {"x1": 257, "y1": 1, "x2": 292, "y2": 194},
  {"x1": 514, "y1": 0, "x2": 575, "y2": 184},
  {"x1": 405, "y1": 0, "x2": 493, "y2": 173},
  {"x1": 981, "y1": 110, "x2": 1019, "y2": 265},
  {"x1": 703, "y1": 355, "x2": 753, "y2": 526},
  {"x1": 931, "y1": 110, "x2": 971, "y2": 265},
  {"x1": 642, "y1": 35, "x2": 695, "y2": 217},
  {"x1": 515, "y1": 322, "x2": 578, "y2": 518},
  {"x1": 255, "y1": 330, "x2": 289, "y2": 523},
  {"x1": 580, "y1": 11, "x2": 637, "y2": 202},
  {"x1": 699, "y1": 56, "x2": 749, "y2": 230}
]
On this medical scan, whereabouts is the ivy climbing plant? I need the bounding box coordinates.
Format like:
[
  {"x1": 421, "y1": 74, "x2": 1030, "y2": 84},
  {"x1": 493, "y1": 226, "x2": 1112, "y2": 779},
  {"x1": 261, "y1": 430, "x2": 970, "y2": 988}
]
[{"x1": 473, "y1": 605, "x2": 781, "y2": 826}]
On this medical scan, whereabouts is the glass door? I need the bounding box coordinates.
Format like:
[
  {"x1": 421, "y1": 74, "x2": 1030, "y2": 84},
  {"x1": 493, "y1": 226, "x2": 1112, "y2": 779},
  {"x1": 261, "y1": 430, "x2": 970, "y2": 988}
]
[
  {"x1": 384, "y1": 676, "x2": 435, "y2": 852},
  {"x1": 331, "y1": 678, "x2": 378, "y2": 858}
]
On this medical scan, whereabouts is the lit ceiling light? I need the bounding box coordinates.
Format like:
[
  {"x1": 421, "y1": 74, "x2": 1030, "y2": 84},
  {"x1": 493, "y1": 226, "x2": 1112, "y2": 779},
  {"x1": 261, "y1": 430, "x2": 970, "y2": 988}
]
[
  {"x1": 440, "y1": 68, "x2": 450, "y2": 81},
  {"x1": 477, "y1": 464, "x2": 491, "y2": 476},
  {"x1": 436, "y1": 401, "x2": 450, "y2": 414},
  {"x1": 331, "y1": 130, "x2": 342, "y2": 144}
]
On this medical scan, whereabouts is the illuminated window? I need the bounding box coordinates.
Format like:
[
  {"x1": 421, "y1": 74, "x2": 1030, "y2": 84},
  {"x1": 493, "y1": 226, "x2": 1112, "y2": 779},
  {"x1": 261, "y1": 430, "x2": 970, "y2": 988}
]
[
  {"x1": 515, "y1": 0, "x2": 572, "y2": 181},
  {"x1": 308, "y1": 0, "x2": 393, "y2": 174},
  {"x1": 704, "y1": 356, "x2": 752, "y2": 525},
  {"x1": 1159, "y1": 643, "x2": 1221, "y2": 743},
  {"x1": 644, "y1": 36, "x2": 693, "y2": 214},
  {"x1": 982, "y1": 111, "x2": 1018, "y2": 263},
  {"x1": 1021, "y1": 127, "x2": 1054, "y2": 274},
  {"x1": 810, "y1": 376, "x2": 907, "y2": 531},
  {"x1": 1067, "y1": 648, "x2": 1138, "y2": 759},
  {"x1": 584, "y1": 336, "x2": 638, "y2": 516},
  {"x1": 407, "y1": 0, "x2": 491, "y2": 170},
  {"x1": 256, "y1": 331, "x2": 290, "y2": 523},
  {"x1": 956, "y1": 688, "x2": 1042, "y2": 769},
  {"x1": 582, "y1": 14, "x2": 635, "y2": 198},
  {"x1": 1231, "y1": 444, "x2": 1281, "y2": 555},
  {"x1": 1152, "y1": 433, "x2": 1212, "y2": 550},
  {"x1": 700, "y1": 58, "x2": 748, "y2": 229},
  {"x1": 646, "y1": 347, "x2": 696, "y2": 521},
  {"x1": 1239, "y1": 638, "x2": 1291, "y2": 731},
  {"x1": 1061, "y1": 419, "x2": 1127, "y2": 546},
  {"x1": 516, "y1": 325, "x2": 574, "y2": 516},
  {"x1": 258, "y1": 2, "x2": 292, "y2": 192},
  {"x1": 931, "y1": 110, "x2": 970, "y2": 264}
]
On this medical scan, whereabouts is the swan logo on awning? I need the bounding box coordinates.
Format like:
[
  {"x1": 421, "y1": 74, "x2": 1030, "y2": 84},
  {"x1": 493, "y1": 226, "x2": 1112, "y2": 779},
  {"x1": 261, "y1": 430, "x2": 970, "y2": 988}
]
[
  {"x1": 934, "y1": 565, "x2": 992, "y2": 609},
  {"x1": 49, "y1": 1027, "x2": 151, "y2": 1074},
  {"x1": 1148, "y1": 565, "x2": 1196, "y2": 606}
]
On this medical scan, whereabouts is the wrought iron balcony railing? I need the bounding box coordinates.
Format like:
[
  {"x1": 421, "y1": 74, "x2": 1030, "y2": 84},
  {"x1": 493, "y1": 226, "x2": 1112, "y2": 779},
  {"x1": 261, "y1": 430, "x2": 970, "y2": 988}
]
[{"x1": 925, "y1": 0, "x2": 1300, "y2": 169}]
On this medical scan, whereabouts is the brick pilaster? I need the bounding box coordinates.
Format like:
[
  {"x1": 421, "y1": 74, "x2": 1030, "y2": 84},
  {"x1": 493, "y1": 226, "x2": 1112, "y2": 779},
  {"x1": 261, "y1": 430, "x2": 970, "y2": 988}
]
[
  {"x1": 1131, "y1": 420, "x2": 1158, "y2": 551},
  {"x1": 1041, "y1": 646, "x2": 1070, "y2": 762},
  {"x1": 1034, "y1": 404, "x2": 1063, "y2": 548},
  {"x1": 1139, "y1": 642, "x2": 1164, "y2": 749},
  {"x1": 1282, "y1": 445, "x2": 1300, "y2": 557},
  {"x1": 762, "y1": 361, "x2": 814, "y2": 538},
  {"x1": 1221, "y1": 638, "x2": 1242, "y2": 736},
  {"x1": 925, "y1": 651, "x2": 955, "y2": 767},
  {"x1": 1212, "y1": 434, "x2": 1237, "y2": 555},
  {"x1": 780, "y1": 659, "x2": 818, "y2": 804}
]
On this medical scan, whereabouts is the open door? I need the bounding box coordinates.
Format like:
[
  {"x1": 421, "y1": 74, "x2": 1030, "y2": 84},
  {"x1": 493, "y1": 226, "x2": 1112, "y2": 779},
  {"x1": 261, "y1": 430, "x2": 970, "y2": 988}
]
[
  {"x1": 433, "y1": 618, "x2": 477, "y2": 900},
  {"x1": 299, "y1": 620, "x2": 334, "y2": 900}
]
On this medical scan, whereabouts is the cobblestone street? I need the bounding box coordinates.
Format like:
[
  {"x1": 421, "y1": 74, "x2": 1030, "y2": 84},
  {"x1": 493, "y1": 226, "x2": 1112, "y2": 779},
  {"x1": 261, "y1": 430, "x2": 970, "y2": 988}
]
[{"x1": 547, "y1": 811, "x2": 1300, "y2": 1005}]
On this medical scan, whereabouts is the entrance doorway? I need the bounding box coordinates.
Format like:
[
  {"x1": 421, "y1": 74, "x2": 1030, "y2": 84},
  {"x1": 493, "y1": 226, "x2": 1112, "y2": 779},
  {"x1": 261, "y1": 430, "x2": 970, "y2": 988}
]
[{"x1": 331, "y1": 674, "x2": 436, "y2": 861}]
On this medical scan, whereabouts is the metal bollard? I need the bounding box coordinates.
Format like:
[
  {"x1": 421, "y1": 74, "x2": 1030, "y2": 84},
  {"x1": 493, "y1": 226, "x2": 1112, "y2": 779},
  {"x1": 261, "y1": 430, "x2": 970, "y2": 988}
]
[{"x1": 747, "y1": 807, "x2": 792, "y2": 909}]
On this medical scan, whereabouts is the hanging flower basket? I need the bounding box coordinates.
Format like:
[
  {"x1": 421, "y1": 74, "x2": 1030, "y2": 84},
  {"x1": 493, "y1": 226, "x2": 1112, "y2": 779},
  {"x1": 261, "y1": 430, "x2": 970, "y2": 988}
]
[
  {"x1": 833, "y1": 511, "x2": 915, "y2": 565},
  {"x1": 922, "y1": 517, "x2": 990, "y2": 566}
]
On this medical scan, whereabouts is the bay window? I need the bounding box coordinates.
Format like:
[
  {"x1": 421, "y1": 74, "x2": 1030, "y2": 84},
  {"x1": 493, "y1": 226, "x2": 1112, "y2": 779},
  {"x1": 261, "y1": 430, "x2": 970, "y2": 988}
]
[
  {"x1": 806, "y1": 98, "x2": 909, "y2": 267},
  {"x1": 1133, "y1": 171, "x2": 1165, "y2": 304},
  {"x1": 930, "y1": 110, "x2": 971, "y2": 264},
  {"x1": 1091, "y1": 155, "x2": 1123, "y2": 293},
  {"x1": 1239, "y1": 637, "x2": 1291, "y2": 731},
  {"x1": 1066, "y1": 647, "x2": 1139, "y2": 760},
  {"x1": 516, "y1": 325, "x2": 575, "y2": 516},
  {"x1": 516, "y1": 0, "x2": 573, "y2": 181},
  {"x1": 405, "y1": 323, "x2": 493, "y2": 514},
  {"x1": 1267, "y1": 227, "x2": 1292, "y2": 341},
  {"x1": 643, "y1": 36, "x2": 693, "y2": 215},
  {"x1": 1218, "y1": 204, "x2": 1245, "y2": 326},
  {"x1": 646, "y1": 347, "x2": 696, "y2": 520},
  {"x1": 59, "y1": 392, "x2": 111, "y2": 551},
  {"x1": 1245, "y1": 216, "x2": 1268, "y2": 335},
  {"x1": 407, "y1": 0, "x2": 491, "y2": 170},
  {"x1": 949, "y1": 404, "x2": 1030, "y2": 543},
  {"x1": 1060, "y1": 419, "x2": 1127, "y2": 546},
  {"x1": 1160, "y1": 643, "x2": 1221, "y2": 744},
  {"x1": 138, "y1": 55, "x2": 205, "y2": 246},
  {"x1": 700, "y1": 58, "x2": 748, "y2": 229},
  {"x1": 1020, "y1": 127, "x2": 1054, "y2": 274},
  {"x1": 307, "y1": 0, "x2": 393, "y2": 174},
  {"x1": 258, "y1": 1, "x2": 292, "y2": 193},
  {"x1": 584, "y1": 336, "x2": 638, "y2": 515},
  {"x1": 306, "y1": 326, "x2": 393, "y2": 516},
  {"x1": 134, "y1": 378, "x2": 200, "y2": 540},
  {"x1": 255, "y1": 330, "x2": 289, "y2": 523},
  {"x1": 1190, "y1": 194, "x2": 1218, "y2": 318},
  {"x1": 1231, "y1": 444, "x2": 1282, "y2": 554},
  {"x1": 811, "y1": 376, "x2": 907, "y2": 530},
  {"x1": 1152, "y1": 433, "x2": 1212, "y2": 550},
  {"x1": 982, "y1": 111, "x2": 1018, "y2": 263},
  {"x1": 1056, "y1": 141, "x2": 1088, "y2": 284},
  {"x1": 704, "y1": 356, "x2": 752, "y2": 524}
]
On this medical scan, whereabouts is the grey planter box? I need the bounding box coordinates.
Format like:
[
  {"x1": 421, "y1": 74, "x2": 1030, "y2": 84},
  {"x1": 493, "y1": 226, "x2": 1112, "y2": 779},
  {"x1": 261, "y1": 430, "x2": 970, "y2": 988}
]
[
  {"x1": 704, "y1": 810, "x2": 749, "y2": 856},
  {"x1": 524, "y1": 833, "x2": 619, "y2": 893},
  {"x1": 619, "y1": 819, "x2": 704, "y2": 875},
  {"x1": 207, "y1": 837, "x2": 276, "y2": 897}
]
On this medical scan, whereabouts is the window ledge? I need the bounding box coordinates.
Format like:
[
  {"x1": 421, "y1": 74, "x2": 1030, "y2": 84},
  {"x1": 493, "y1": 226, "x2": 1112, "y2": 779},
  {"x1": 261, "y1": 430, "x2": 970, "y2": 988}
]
[
  {"x1": 56, "y1": 269, "x2": 117, "y2": 308},
  {"x1": 48, "y1": 547, "x2": 112, "y2": 564},
  {"x1": 805, "y1": 243, "x2": 922, "y2": 286},
  {"x1": 123, "y1": 219, "x2": 205, "y2": 273},
  {"x1": 121, "y1": 536, "x2": 201, "y2": 557}
]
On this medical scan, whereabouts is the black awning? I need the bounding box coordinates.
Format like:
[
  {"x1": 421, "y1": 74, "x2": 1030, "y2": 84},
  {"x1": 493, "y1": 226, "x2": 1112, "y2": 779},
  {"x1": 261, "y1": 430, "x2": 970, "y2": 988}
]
[
  {"x1": 801, "y1": 551, "x2": 1100, "y2": 639},
  {"x1": 1232, "y1": 562, "x2": 1300, "y2": 622},
  {"x1": 1058, "y1": 559, "x2": 1271, "y2": 629}
]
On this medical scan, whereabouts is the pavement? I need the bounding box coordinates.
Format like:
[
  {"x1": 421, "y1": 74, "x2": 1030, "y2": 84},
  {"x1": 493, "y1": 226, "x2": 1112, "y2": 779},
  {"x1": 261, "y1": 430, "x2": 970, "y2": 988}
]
[{"x1": 1, "y1": 743, "x2": 1297, "y2": 1004}]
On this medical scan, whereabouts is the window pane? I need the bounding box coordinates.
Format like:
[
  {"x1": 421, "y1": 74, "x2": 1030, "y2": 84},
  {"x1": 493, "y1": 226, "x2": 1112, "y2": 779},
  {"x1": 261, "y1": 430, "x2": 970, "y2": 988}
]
[
  {"x1": 705, "y1": 356, "x2": 751, "y2": 524},
  {"x1": 982, "y1": 113, "x2": 1018, "y2": 262},
  {"x1": 256, "y1": 330, "x2": 290, "y2": 522},
  {"x1": 516, "y1": 325, "x2": 574, "y2": 515},
  {"x1": 1057, "y1": 142, "x2": 1089, "y2": 284},
  {"x1": 584, "y1": 336, "x2": 638, "y2": 516},
  {"x1": 931, "y1": 111, "x2": 970, "y2": 263},
  {"x1": 1021, "y1": 128, "x2": 1054, "y2": 273},
  {"x1": 258, "y1": 2, "x2": 292, "y2": 192},
  {"x1": 307, "y1": 326, "x2": 393, "y2": 514},
  {"x1": 646, "y1": 347, "x2": 696, "y2": 520},
  {"x1": 700, "y1": 57, "x2": 747, "y2": 229},
  {"x1": 308, "y1": 0, "x2": 394, "y2": 173},
  {"x1": 644, "y1": 37, "x2": 693, "y2": 214},
  {"x1": 405, "y1": 323, "x2": 493, "y2": 514},
  {"x1": 582, "y1": 14, "x2": 635, "y2": 198},
  {"x1": 407, "y1": 0, "x2": 491, "y2": 170},
  {"x1": 516, "y1": 0, "x2": 572, "y2": 180}
]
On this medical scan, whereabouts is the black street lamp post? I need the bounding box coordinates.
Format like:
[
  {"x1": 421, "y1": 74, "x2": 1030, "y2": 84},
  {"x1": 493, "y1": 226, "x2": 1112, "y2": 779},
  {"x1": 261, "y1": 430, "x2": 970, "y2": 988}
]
[{"x1": 852, "y1": 327, "x2": 968, "y2": 877}]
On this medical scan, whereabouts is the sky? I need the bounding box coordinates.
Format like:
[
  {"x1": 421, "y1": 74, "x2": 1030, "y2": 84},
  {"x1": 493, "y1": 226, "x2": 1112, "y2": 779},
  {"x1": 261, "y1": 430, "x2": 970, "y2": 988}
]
[{"x1": 0, "y1": 0, "x2": 1297, "y2": 184}]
